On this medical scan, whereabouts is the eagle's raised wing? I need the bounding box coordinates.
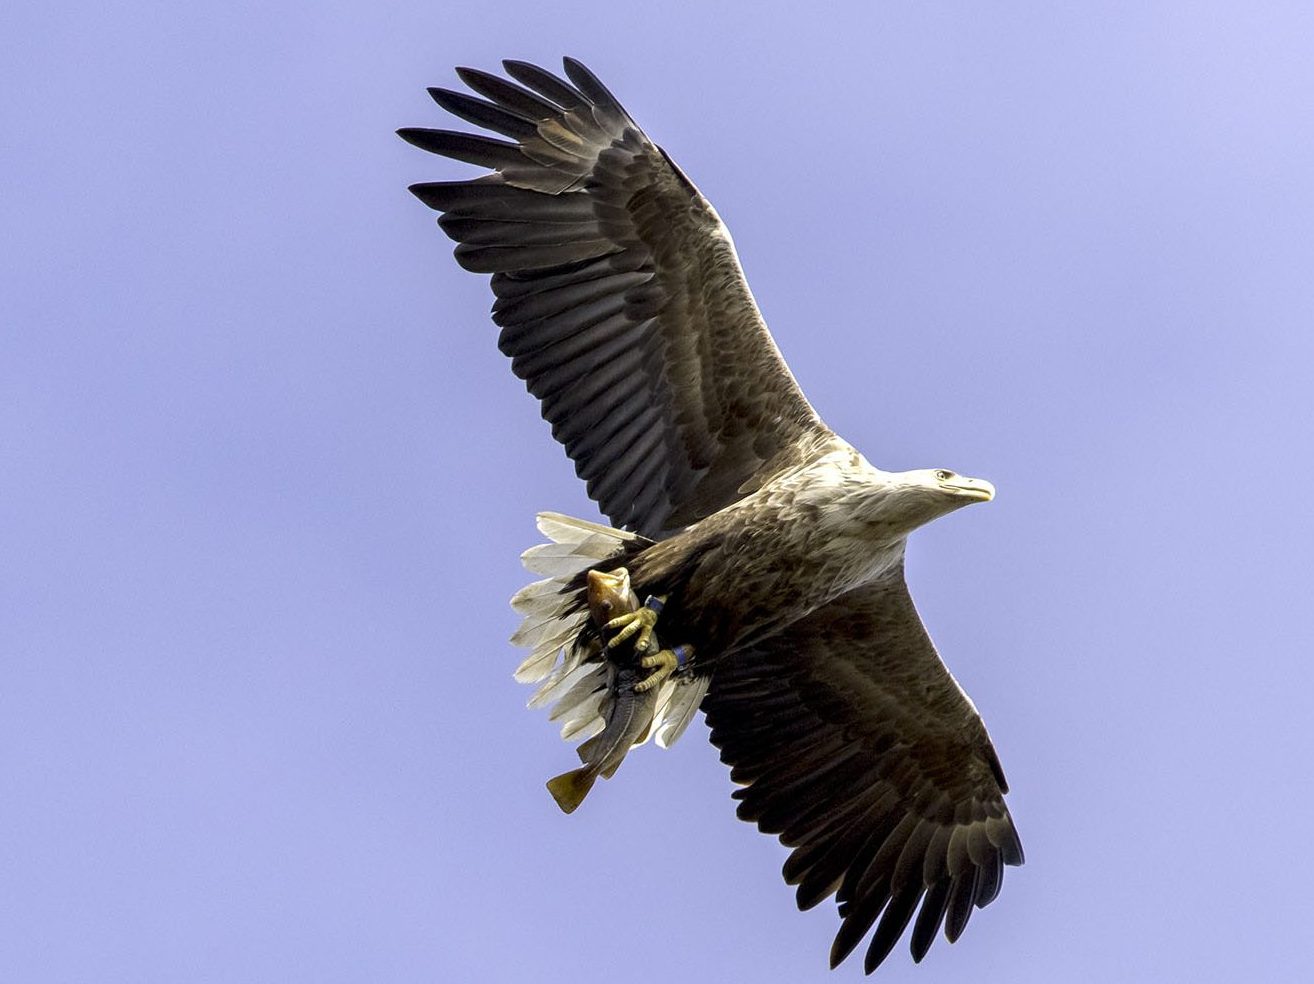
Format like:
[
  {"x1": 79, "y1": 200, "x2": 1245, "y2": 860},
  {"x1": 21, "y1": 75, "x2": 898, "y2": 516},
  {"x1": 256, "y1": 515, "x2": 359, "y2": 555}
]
[
  {"x1": 401, "y1": 59, "x2": 834, "y2": 538},
  {"x1": 702, "y1": 570, "x2": 1023, "y2": 973}
]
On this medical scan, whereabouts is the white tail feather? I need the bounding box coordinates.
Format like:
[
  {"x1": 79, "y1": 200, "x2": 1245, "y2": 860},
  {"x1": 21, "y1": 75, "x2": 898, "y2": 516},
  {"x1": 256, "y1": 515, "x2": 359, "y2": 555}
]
[
  {"x1": 514, "y1": 626, "x2": 577, "y2": 681},
  {"x1": 536, "y1": 511, "x2": 635, "y2": 544},
  {"x1": 561, "y1": 713, "x2": 605, "y2": 742},
  {"x1": 509, "y1": 577, "x2": 568, "y2": 616},
  {"x1": 548, "y1": 667, "x2": 609, "y2": 721},
  {"x1": 655, "y1": 676, "x2": 710, "y2": 748},
  {"x1": 509, "y1": 611, "x2": 572, "y2": 648},
  {"x1": 512, "y1": 646, "x2": 560, "y2": 685},
  {"x1": 529, "y1": 659, "x2": 601, "y2": 711},
  {"x1": 522, "y1": 543, "x2": 611, "y2": 577}
]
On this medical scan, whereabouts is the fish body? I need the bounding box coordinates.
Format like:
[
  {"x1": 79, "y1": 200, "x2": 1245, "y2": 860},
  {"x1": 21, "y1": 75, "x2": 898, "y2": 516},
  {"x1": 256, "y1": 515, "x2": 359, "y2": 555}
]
[{"x1": 545, "y1": 568, "x2": 661, "y2": 813}]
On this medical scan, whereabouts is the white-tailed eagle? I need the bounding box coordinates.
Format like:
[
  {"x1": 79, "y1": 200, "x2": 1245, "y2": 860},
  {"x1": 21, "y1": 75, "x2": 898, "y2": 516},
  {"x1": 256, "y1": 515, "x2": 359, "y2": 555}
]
[{"x1": 401, "y1": 57, "x2": 1023, "y2": 974}]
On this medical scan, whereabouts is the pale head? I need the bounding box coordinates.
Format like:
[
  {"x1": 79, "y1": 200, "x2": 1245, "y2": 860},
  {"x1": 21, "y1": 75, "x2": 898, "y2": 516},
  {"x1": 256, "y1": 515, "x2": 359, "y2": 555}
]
[
  {"x1": 920, "y1": 467, "x2": 995, "y2": 503},
  {"x1": 853, "y1": 466, "x2": 996, "y2": 537},
  {"x1": 900, "y1": 467, "x2": 994, "y2": 525}
]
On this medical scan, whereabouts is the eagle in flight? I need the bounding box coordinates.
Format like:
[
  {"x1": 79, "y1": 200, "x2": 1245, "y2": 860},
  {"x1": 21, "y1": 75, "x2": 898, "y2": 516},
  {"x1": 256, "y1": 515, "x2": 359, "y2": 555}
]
[{"x1": 401, "y1": 57, "x2": 1023, "y2": 974}]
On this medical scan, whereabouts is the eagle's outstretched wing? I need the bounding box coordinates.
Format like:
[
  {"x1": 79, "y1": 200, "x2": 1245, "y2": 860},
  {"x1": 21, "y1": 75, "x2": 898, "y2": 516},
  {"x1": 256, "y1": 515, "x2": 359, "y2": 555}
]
[
  {"x1": 702, "y1": 570, "x2": 1023, "y2": 973},
  {"x1": 401, "y1": 58, "x2": 834, "y2": 538}
]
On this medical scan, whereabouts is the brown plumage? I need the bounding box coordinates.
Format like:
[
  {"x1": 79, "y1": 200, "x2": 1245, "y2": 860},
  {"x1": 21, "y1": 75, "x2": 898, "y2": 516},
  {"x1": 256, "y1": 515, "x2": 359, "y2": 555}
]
[{"x1": 403, "y1": 58, "x2": 1023, "y2": 973}]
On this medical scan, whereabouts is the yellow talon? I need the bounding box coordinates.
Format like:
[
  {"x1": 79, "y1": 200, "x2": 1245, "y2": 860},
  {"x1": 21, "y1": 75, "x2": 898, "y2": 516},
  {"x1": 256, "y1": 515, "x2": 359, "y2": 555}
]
[
  {"x1": 634, "y1": 649, "x2": 679, "y2": 692},
  {"x1": 604, "y1": 606, "x2": 658, "y2": 652}
]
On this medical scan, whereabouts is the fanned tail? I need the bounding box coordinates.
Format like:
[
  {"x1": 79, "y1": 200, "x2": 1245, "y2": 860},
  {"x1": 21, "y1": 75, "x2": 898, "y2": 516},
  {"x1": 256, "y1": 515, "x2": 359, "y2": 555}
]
[
  {"x1": 510, "y1": 512, "x2": 709, "y2": 759},
  {"x1": 510, "y1": 513, "x2": 637, "y2": 744}
]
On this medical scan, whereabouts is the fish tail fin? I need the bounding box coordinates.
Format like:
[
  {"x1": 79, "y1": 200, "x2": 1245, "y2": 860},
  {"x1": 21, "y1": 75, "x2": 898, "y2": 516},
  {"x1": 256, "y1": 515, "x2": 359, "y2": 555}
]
[{"x1": 546, "y1": 767, "x2": 597, "y2": 814}]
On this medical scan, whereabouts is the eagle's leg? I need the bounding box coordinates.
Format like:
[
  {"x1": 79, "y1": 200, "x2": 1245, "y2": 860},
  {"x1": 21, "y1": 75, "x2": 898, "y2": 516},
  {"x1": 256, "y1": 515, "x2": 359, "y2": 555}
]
[{"x1": 605, "y1": 595, "x2": 692, "y2": 691}]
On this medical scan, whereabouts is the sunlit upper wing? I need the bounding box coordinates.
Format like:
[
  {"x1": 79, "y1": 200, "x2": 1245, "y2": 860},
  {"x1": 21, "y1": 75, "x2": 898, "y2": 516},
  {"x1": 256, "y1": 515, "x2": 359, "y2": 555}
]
[
  {"x1": 702, "y1": 570, "x2": 1023, "y2": 973},
  {"x1": 401, "y1": 58, "x2": 834, "y2": 538}
]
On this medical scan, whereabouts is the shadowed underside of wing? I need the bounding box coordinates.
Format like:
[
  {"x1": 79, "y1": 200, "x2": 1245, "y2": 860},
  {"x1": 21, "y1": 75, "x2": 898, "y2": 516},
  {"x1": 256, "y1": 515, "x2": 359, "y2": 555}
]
[
  {"x1": 401, "y1": 58, "x2": 833, "y2": 538},
  {"x1": 703, "y1": 572, "x2": 1023, "y2": 973}
]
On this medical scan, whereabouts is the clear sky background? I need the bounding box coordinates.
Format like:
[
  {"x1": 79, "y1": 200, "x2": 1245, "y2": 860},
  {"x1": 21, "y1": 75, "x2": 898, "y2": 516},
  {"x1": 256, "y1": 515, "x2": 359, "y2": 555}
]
[{"x1": 4, "y1": 3, "x2": 1313, "y2": 982}]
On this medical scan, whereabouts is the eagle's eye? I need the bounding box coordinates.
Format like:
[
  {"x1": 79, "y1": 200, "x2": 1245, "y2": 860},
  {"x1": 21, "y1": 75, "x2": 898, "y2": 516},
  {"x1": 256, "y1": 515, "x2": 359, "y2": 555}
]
[{"x1": 935, "y1": 469, "x2": 954, "y2": 481}]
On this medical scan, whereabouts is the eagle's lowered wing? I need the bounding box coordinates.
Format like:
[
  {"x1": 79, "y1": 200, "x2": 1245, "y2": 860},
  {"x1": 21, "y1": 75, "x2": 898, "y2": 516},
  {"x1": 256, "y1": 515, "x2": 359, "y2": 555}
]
[
  {"x1": 401, "y1": 59, "x2": 833, "y2": 538},
  {"x1": 703, "y1": 570, "x2": 1023, "y2": 972}
]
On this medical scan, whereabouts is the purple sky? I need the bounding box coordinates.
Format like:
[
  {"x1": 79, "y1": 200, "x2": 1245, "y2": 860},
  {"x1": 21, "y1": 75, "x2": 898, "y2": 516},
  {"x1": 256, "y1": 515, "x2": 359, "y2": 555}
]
[{"x1": 4, "y1": 3, "x2": 1313, "y2": 982}]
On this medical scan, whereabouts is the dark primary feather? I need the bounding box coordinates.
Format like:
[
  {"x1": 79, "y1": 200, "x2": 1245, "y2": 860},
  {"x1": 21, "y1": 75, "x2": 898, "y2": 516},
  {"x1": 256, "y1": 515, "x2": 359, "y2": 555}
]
[
  {"x1": 455, "y1": 66, "x2": 563, "y2": 120},
  {"x1": 427, "y1": 87, "x2": 539, "y2": 140},
  {"x1": 401, "y1": 58, "x2": 831, "y2": 537},
  {"x1": 397, "y1": 128, "x2": 523, "y2": 170},
  {"x1": 703, "y1": 572, "x2": 1023, "y2": 973},
  {"x1": 502, "y1": 59, "x2": 585, "y2": 109}
]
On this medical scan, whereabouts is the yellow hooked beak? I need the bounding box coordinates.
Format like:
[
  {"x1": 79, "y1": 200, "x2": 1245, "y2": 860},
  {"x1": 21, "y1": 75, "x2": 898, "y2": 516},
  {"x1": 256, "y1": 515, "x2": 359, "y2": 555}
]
[{"x1": 943, "y1": 475, "x2": 995, "y2": 502}]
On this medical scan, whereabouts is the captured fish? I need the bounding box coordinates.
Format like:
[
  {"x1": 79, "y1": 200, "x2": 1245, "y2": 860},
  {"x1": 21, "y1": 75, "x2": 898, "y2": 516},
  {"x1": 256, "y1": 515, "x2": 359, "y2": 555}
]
[{"x1": 545, "y1": 567, "x2": 661, "y2": 813}]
